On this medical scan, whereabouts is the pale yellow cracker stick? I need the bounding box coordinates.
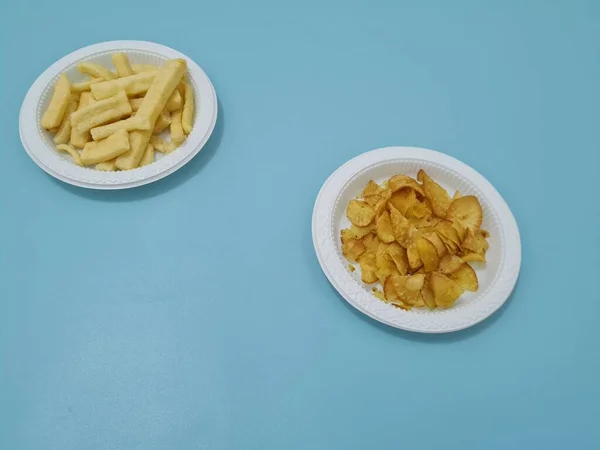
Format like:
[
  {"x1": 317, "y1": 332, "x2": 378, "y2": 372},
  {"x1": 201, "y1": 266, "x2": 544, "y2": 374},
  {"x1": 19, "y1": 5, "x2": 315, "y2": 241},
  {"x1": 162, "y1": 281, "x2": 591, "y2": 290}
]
[
  {"x1": 53, "y1": 94, "x2": 79, "y2": 144},
  {"x1": 170, "y1": 108, "x2": 185, "y2": 145},
  {"x1": 71, "y1": 91, "x2": 132, "y2": 134},
  {"x1": 70, "y1": 92, "x2": 95, "y2": 148},
  {"x1": 41, "y1": 74, "x2": 72, "y2": 129},
  {"x1": 72, "y1": 78, "x2": 103, "y2": 93},
  {"x1": 129, "y1": 97, "x2": 144, "y2": 112},
  {"x1": 81, "y1": 129, "x2": 130, "y2": 165},
  {"x1": 131, "y1": 93, "x2": 179, "y2": 113},
  {"x1": 165, "y1": 141, "x2": 181, "y2": 154},
  {"x1": 95, "y1": 159, "x2": 117, "y2": 171},
  {"x1": 181, "y1": 82, "x2": 194, "y2": 134},
  {"x1": 91, "y1": 72, "x2": 156, "y2": 100},
  {"x1": 132, "y1": 64, "x2": 159, "y2": 74},
  {"x1": 165, "y1": 89, "x2": 182, "y2": 112},
  {"x1": 90, "y1": 116, "x2": 151, "y2": 141},
  {"x1": 78, "y1": 62, "x2": 116, "y2": 80},
  {"x1": 139, "y1": 143, "x2": 155, "y2": 167},
  {"x1": 116, "y1": 59, "x2": 187, "y2": 170},
  {"x1": 56, "y1": 144, "x2": 83, "y2": 166},
  {"x1": 112, "y1": 53, "x2": 134, "y2": 77},
  {"x1": 149, "y1": 135, "x2": 167, "y2": 153},
  {"x1": 153, "y1": 110, "x2": 171, "y2": 133}
]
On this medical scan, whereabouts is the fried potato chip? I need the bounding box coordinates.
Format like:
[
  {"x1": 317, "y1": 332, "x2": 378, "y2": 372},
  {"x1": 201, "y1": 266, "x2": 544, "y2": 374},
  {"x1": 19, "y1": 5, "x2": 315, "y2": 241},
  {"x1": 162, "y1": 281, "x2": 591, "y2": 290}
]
[
  {"x1": 422, "y1": 231, "x2": 447, "y2": 258},
  {"x1": 414, "y1": 294, "x2": 425, "y2": 308},
  {"x1": 429, "y1": 272, "x2": 464, "y2": 308},
  {"x1": 391, "y1": 273, "x2": 425, "y2": 306},
  {"x1": 341, "y1": 225, "x2": 373, "y2": 244},
  {"x1": 375, "y1": 211, "x2": 395, "y2": 243},
  {"x1": 362, "y1": 180, "x2": 383, "y2": 197},
  {"x1": 388, "y1": 188, "x2": 417, "y2": 215},
  {"x1": 386, "y1": 242, "x2": 409, "y2": 275},
  {"x1": 406, "y1": 200, "x2": 432, "y2": 220},
  {"x1": 434, "y1": 220, "x2": 462, "y2": 249},
  {"x1": 438, "y1": 254, "x2": 465, "y2": 275},
  {"x1": 418, "y1": 169, "x2": 452, "y2": 217},
  {"x1": 462, "y1": 229, "x2": 489, "y2": 255},
  {"x1": 406, "y1": 243, "x2": 422, "y2": 271},
  {"x1": 373, "y1": 190, "x2": 391, "y2": 216},
  {"x1": 417, "y1": 237, "x2": 439, "y2": 272},
  {"x1": 358, "y1": 249, "x2": 378, "y2": 284},
  {"x1": 342, "y1": 238, "x2": 366, "y2": 262},
  {"x1": 421, "y1": 281, "x2": 436, "y2": 309},
  {"x1": 448, "y1": 263, "x2": 478, "y2": 291},
  {"x1": 388, "y1": 205, "x2": 414, "y2": 247},
  {"x1": 453, "y1": 190, "x2": 462, "y2": 200},
  {"x1": 388, "y1": 175, "x2": 425, "y2": 197},
  {"x1": 447, "y1": 195, "x2": 483, "y2": 233},
  {"x1": 372, "y1": 288, "x2": 386, "y2": 301},
  {"x1": 481, "y1": 229, "x2": 490, "y2": 238},
  {"x1": 361, "y1": 233, "x2": 380, "y2": 253},
  {"x1": 384, "y1": 275, "x2": 400, "y2": 304},
  {"x1": 347, "y1": 200, "x2": 376, "y2": 227},
  {"x1": 461, "y1": 252, "x2": 487, "y2": 263},
  {"x1": 376, "y1": 243, "x2": 398, "y2": 285}
]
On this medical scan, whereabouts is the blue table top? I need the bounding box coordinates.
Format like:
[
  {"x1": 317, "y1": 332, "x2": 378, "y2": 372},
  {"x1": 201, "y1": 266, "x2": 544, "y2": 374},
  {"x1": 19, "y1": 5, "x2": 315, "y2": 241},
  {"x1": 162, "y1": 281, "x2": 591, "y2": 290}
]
[{"x1": 1, "y1": 1, "x2": 599, "y2": 449}]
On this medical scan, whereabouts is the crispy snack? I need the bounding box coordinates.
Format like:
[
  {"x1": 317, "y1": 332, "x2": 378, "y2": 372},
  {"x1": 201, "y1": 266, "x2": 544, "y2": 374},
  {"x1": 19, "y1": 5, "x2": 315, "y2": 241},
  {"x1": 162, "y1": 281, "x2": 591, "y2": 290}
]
[
  {"x1": 90, "y1": 116, "x2": 151, "y2": 141},
  {"x1": 448, "y1": 264, "x2": 478, "y2": 292},
  {"x1": 78, "y1": 62, "x2": 116, "y2": 80},
  {"x1": 70, "y1": 91, "x2": 132, "y2": 134},
  {"x1": 447, "y1": 195, "x2": 483, "y2": 233},
  {"x1": 53, "y1": 94, "x2": 79, "y2": 145},
  {"x1": 139, "y1": 143, "x2": 155, "y2": 167},
  {"x1": 418, "y1": 169, "x2": 452, "y2": 217},
  {"x1": 170, "y1": 108, "x2": 185, "y2": 144},
  {"x1": 429, "y1": 272, "x2": 464, "y2": 308},
  {"x1": 375, "y1": 210, "x2": 395, "y2": 243},
  {"x1": 153, "y1": 109, "x2": 172, "y2": 133},
  {"x1": 132, "y1": 64, "x2": 159, "y2": 74},
  {"x1": 340, "y1": 170, "x2": 490, "y2": 310},
  {"x1": 91, "y1": 72, "x2": 156, "y2": 100},
  {"x1": 41, "y1": 74, "x2": 72, "y2": 129},
  {"x1": 149, "y1": 135, "x2": 168, "y2": 153},
  {"x1": 95, "y1": 159, "x2": 117, "y2": 171},
  {"x1": 181, "y1": 82, "x2": 194, "y2": 134},
  {"x1": 70, "y1": 92, "x2": 95, "y2": 148},
  {"x1": 80, "y1": 128, "x2": 130, "y2": 165},
  {"x1": 116, "y1": 59, "x2": 187, "y2": 170},
  {"x1": 72, "y1": 78, "x2": 103, "y2": 93},
  {"x1": 56, "y1": 144, "x2": 83, "y2": 166},
  {"x1": 111, "y1": 53, "x2": 134, "y2": 77},
  {"x1": 342, "y1": 238, "x2": 366, "y2": 262},
  {"x1": 347, "y1": 200, "x2": 376, "y2": 227},
  {"x1": 387, "y1": 242, "x2": 409, "y2": 275}
]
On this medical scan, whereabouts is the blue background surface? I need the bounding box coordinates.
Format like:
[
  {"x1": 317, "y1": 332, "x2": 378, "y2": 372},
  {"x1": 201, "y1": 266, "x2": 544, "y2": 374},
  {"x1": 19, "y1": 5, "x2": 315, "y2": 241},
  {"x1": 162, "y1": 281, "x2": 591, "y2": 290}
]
[{"x1": 1, "y1": 1, "x2": 599, "y2": 449}]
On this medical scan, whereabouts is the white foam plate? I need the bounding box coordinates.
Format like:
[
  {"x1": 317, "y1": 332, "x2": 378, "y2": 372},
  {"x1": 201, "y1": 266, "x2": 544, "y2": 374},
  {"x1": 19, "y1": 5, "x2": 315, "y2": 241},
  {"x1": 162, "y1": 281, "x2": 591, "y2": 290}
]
[
  {"x1": 312, "y1": 147, "x2": 521, "y2": 333},
  {"x1": 19, "y1": 40, "x2": 218, "y2": 189}
]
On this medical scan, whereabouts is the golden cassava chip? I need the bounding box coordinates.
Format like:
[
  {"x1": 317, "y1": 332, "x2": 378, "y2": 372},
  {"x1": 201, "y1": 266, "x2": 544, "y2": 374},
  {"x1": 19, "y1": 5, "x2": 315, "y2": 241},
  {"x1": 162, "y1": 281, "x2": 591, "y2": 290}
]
[
  {"x1": 347, "y1": 200, "x2": 376, "y2": 227},
  {"x1": 341, "y1": 225, "x2": 373, "y2": 244},
  {"x1": 418, "y1": 169, "x2": 452, "y2": 217},
  {"x1": 463, "y1": 229, "x2": 489, "y2": 255},
  {"x1": 388, "y1": 205, "x2": 415, "y2": 247},
  {"x1": 448, "y1": 263, "x2": 478, "y2": 292},
  {"x1": 422, "y1": 231, "x2": 447, "y2": 258},
  {"x1": 392, "y1": 273, "x2": 425, "y2": 306},
  {"x1": 386, "y1": 242, "x2": 409, "y2": 275},
  {"x1": 372, "y1": 288, "x2": 386, "y2": 301},
  {"x1": 342, "y1": 238, "x2": 366, "y2": 262},
  {"x1": 388, "y1": 188, "x2": 417, "y2": 215},
  {"x1": 388, "y1": 175, "x2": 425, "y2": 197},
  {"x1": 438, "y1": 254, "x2": 466, "y2": 275},
  {"x1": 406, "y1": 243, "x2": 423, "y2": 271},
  {"x1": 446, "y1": 195, "x2": 483, "y2": 233},
  {"x1": 462, "y1": 252, "x2": 487, "y2": 263},
  {"x1": 421, "y1": 282, "x2": 436, "y2": 309},
  {"x1": 358, "y1": 250, "x2": 378, "y2": 284},
  {"x1": 376, "y1": 211, "x2": 395, "y2": 243},
  {"x1": 417, "y1": 237, "x2": 439, "y2": 272},
  {"x1": 362, "y1": 180, "x2": 383, "y2": 197},
  {"x1": 429, "y1": 272, "x2": 464, "y2": 308},
  {"x1": 376, "y1": 242, "x2": 398, "y2": 285}
]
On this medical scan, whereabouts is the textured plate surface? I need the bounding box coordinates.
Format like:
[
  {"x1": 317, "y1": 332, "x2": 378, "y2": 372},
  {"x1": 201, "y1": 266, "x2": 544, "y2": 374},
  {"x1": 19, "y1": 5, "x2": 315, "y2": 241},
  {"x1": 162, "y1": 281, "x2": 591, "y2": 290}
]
[
  {"x1": 19, "y1": 40, "x2": 217, "y2": 189},
  {"x1": 312, "y1": 147, "x2": 521, "y2": 333}
]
